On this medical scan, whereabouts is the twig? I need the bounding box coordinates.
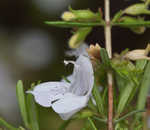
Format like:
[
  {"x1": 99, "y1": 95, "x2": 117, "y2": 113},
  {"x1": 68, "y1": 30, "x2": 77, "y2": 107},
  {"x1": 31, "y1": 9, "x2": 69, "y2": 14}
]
[
  {"x1": 104, "y1": 0, "x2": 113, "y2": 130},
  {"x1": 107, "y1": 73, "x2": 113, "y2": 130},
  {"x1": 104, "y1": 0, "x2": 112, "y2": 58}
]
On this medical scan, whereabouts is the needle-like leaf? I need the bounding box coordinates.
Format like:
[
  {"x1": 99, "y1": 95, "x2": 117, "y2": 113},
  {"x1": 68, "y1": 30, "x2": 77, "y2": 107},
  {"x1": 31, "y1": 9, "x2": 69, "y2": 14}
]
[
  {"x1": 45, "y1": 21, "x2": 104, "y2": 28},
  {"x1": 137, "y1": 61, "x2": 150, "y2": 116},
  {"x1": 16, "y1": 80, "x2": 29, "y2": 128}
]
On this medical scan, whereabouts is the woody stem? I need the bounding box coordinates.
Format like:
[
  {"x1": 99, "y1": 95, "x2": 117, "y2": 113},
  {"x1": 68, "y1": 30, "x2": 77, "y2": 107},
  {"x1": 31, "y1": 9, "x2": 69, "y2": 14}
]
[{"x1": 104, "y1": 0, "x2": 113, "y2": 130}]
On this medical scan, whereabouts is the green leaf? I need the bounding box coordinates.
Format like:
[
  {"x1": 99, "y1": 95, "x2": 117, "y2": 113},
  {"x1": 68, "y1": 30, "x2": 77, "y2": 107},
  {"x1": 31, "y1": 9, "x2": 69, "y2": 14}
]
[
  {"x1": 100, "y1": 48, "x2": 110, "y2": 68},
  {"x1": 0, "y1": 117, "x2": 18, "y2": 130},
  {"x1": 92, "y1": 84, "x2": 105, "y2": 117},
  {"x1": 136, "y1": 59, "x2": 147, "y2": 70},
  {"x1": 16, "y1": 80, "x2": 29, "y2": 128},
  {"x1": 45, "y1": 21, "x2": 104, "y2": 28},
  {"x1": 115, "y1": 109, "x2": 145, "y2": 123},
  {"x1": 92, "y1": 116, "x2": 107, "y2": 123},
  {"x1": 116, "y1": 16, "x2": 146, "y2": 34},
  {"x1": 115, "y1": 73, "x2": 127, "y2": 93},
  {"x1": 58, "y1": 120, "x2": 72, "y2": 130},
  {"x1": 26, "y1": 94, "x2": 39, "y2": 130},
  {"x1": 137, "y1": 61, "x2": 150, "y2": 115},
  {"x1": 111, "y1": 60, "x2": 140, "y2": 85},
  {"x1": 112, "y1": 10, "x2": 123, "y2": 23},
  {"x1": 112, "y1": 21, "x2": 150, "y2": 27},
  {"x1": 88, "y1": 98, "x2": 97, "y2": 112},
  {"x1": 87, "y1": 117, "x2": 98, "y2": 130},
  {"x1": 116, "y1": 81, "x2": 135, "y2": 118}
]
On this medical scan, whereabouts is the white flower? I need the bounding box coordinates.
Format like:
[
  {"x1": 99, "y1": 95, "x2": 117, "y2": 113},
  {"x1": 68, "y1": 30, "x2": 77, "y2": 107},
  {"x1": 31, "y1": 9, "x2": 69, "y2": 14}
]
[
  {"x1": 27, "y1": 55, "x2": 94, "y2": 120},
  {"x1": 66, "y1": 43, "x2": 89, "y2": 57}
]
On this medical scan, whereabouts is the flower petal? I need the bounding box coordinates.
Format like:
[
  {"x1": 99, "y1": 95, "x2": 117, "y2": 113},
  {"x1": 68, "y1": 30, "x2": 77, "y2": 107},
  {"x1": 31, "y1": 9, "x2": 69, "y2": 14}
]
[
  {"x1": 27, "y1": 82, "x2": 70, "y2": 107},
  {"x1": 70, "y1": 55, "x2": 94, "y2": 96},
  {"x1": 66, "y1": 43, "x2": 89, "y2": 57},
  {"x1": 52, "y1": 93, "x2": 89, "y2": 120}
]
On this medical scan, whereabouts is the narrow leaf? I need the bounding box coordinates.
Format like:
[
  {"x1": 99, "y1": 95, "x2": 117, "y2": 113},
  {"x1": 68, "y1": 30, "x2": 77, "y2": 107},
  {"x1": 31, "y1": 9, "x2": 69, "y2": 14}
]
[
  {"x1": 92, "y1": 116, "x2": 107, "y2": 123},
  {"x1": 26, "y1": 94, "x2": 39, "y2": 130},
  {"x1": 58, "y1": 120, "x2": 72, "y2": 130},
  {"x1": 137, "y1": 61, "x2": 150, "y2": 115},
  {"x1": 136, "y1": 60, "x2": 147, "y2": 70},
  {"x1": 87, "y1": 117, "x2": 98, "y2": 130},
  {"x1": 115, "y1": 109, "x2": 145, "y2": 123},
  {"x1": 100, "y1": 48, "x2": 110, "y2": 68},
  {"x1": 116, "y1": 81, "x2": 135, "y2": 117},
  {"x1": 112, "y1": 10, "x2": 123, "y2": 23},
  {"x1": 0, "y1": 117, "x2": 18, "y2": 130},
  {"x1": 92, "y1": 84, "x2": 105, "y2": 117},
  {"x1": 45, "y1": 21, "x2": 104, "y2": 28},
  {"x1": 112, "y1": 21, "x2": 150, "y2": 27},
  {"x1": 16, "y1": 80, "x2": 29, "y2": 128}
]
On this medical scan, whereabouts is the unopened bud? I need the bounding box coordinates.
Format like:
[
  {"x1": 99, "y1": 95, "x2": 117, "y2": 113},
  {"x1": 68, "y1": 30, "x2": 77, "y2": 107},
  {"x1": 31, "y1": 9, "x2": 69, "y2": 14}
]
[
  {"x1": 124, "y1": 3, "x2": 150, "y2": 15},
  {"x1": 130, "y1": 26, "x2": 146, "y2": 34},
  {"x1": 69, "y1": 27, "x2": 92, "y2": 48},
  {"x1": 72, "y1": 9, "x2": 100, "y2": 22},
  {"x1": 120, "y1": 16, "x2": 146, "y2": 34},
  {"x1": 123, "y1": 44, "x2": 150, "y2": 60},
  {"x1": 87, "y1": 44, "x2": 101, "y2": 67},
  {"x1": 61, "y1": 11, "x2": 76, "y2": 21},
  {"x1": 62, "y1": 7, "x2": 101, "y2": 22},
  {"x1": 87, "y1": 44, "x2": 101, "y2": 60}
]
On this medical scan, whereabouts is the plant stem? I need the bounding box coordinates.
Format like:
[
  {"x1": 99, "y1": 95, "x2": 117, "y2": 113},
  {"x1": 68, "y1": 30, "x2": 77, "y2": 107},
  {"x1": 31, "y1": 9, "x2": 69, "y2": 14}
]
[
  {"x1": 104, "y1": 0, "x2": 112, "y2": 58},
  {"x1": 104, "y1": 0, "x2": 113, "y2": 130}
]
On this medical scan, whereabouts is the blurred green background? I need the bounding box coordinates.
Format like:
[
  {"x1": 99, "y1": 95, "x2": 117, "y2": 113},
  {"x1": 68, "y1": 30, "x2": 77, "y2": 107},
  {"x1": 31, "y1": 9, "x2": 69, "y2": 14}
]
[{"x1": 0, "y1": 0, "x2": 150, "y2": 129}]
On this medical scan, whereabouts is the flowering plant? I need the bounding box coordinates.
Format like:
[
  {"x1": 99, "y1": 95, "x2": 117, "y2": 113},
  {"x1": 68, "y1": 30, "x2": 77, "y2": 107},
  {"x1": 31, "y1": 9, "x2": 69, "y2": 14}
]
[{"x1": 1, "y1": 0, "x2": 150, "y2": 130}]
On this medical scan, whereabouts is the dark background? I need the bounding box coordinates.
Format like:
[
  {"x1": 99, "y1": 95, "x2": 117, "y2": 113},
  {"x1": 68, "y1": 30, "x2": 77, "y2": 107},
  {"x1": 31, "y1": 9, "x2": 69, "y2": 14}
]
[{"x1": 0, "y1": 0, "x2": 149, "y2": 129}]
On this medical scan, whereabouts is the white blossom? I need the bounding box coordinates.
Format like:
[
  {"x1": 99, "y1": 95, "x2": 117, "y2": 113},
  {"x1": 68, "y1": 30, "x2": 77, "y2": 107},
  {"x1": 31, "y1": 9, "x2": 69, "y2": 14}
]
[
  {"x1": 27, "y1": 55, "x2": 94, "y2": 120},
  {"x1": 66, "y1": 43, "x2": 89, "y2": 57}
]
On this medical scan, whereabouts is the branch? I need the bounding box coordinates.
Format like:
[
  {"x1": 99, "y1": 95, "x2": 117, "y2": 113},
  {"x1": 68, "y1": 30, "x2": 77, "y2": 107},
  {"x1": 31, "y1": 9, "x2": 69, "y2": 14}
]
[{"x1": 104, "y1": 0, "x2": 113, "y2": 130}]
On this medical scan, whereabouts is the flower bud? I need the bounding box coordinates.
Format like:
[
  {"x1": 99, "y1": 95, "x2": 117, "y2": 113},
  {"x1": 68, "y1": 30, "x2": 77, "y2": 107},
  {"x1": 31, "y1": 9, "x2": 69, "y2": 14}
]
[
  {"x1": 87, "y1": 44, "x2": 101, "y2": 67},
  {"x1": 123, "y1": 44, "x2": 150, "y2": 60},
  {"x1": 124, "y1": 3, "x2": 150, "y2": 15},
  {"x1": 62, "y1": 7, "x2": 101, "y2": 22},
  {"x1": 120, "y1": 16, "x2": 146, "y2": 34},
  {"x1": 87, "y1": 44, "x2": 101, "y2": 60},
  {"x1": 130, "y1": 26, "x2": 146, "y2": 34},
  {"x1": 61, "y1": 11, "x2": 76, "y2": 21},
  {"x1": 69, "y1": 27, "x2": 92, "y2": 48}
]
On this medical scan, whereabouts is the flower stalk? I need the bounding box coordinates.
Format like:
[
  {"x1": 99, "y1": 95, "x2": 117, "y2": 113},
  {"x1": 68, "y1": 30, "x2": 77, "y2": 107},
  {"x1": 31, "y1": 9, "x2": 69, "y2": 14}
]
[{"x1": 104, "y1": 0, "x2": 113, "y2": 129}]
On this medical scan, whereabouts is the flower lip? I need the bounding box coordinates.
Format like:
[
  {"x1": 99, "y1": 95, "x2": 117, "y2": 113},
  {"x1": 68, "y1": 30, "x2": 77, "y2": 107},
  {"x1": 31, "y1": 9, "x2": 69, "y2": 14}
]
[{"x1": 26, "y1": 82, "x2": 70, "y2": 107}]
